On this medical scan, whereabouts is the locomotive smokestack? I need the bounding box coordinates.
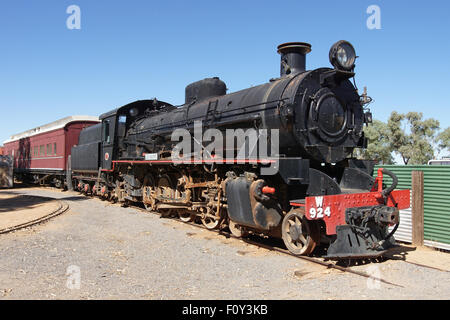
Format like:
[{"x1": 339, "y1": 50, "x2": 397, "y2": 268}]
[{"x1": 277, "y1": 42, "x2": 311, "y2": 77}]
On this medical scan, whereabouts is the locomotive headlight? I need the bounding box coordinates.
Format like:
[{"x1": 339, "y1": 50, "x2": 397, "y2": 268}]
[
  {"x1": 129, "y1": 107, "x2": 139, "y2": 117},
  {"x1": 329, "y1": 40, "x2": 356, "y2": 71}
]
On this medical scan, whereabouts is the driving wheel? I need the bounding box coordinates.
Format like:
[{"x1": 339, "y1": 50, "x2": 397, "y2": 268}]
[{"x1": 281, "y1": 208, "x2": 320, "y2": 256}]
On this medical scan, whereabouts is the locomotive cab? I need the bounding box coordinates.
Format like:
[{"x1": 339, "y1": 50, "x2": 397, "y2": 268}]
[{"x1": 98, "y1": 99, "x2": 175, "y2": 169}]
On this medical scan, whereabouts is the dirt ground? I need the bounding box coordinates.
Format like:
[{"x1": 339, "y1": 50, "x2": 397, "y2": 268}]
[
  {"x1": 0, "y1": 192, "x2": 59, "y2": 231},
  {"x1": 0, "y1": 187, "x2": 449, "y2": 300},
  {"x1": 384, "y1": 244, "x2": 450, "y2": 272}
]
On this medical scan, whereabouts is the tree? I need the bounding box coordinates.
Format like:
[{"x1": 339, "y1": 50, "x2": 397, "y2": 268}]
[
  {"x1": 437, "y1": 127, "x2": 450, "y2": 155},
  {"x1": 357, "y1": 120, "x2": 393, "y2": 164},
  {"x1": 387, "y1": 111, "x2": 440, "y2": 165}
]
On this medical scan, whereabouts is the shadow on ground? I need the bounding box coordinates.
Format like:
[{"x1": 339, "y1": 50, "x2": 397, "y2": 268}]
[
  {"x1": 382, "y1": 245, "x2": 417, "y2": 261},
  {"x1": 0, "y1": 187, "x2": 90, "y2": 213},
  {"x1": 0, "y1": 194, "x2": 55, "y2": 213}
]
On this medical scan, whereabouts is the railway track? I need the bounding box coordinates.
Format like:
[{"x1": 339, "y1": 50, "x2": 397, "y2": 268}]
[
  {"x1": 0, "y1": 199, "x2": 69, "y2": 235},
  {"x1": 14, "y1": 186, "x2": 449, "y2": 279},
  {"x1": 128, "y1": 202, "x2": 405, "y2": 288}
]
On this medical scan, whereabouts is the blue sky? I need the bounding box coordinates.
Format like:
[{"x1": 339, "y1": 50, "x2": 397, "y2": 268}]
[{"x1": 1, "y1": 0, "x2": 449, "y2": 147}]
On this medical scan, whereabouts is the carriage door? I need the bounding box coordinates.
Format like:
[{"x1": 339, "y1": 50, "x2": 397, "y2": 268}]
[{"x1": 101, "y1": 116, "x2": 116, "y2": 170}]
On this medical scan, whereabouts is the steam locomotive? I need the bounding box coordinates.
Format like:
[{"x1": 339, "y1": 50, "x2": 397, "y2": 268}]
[{"x1": 67, "y1": 40, "x2": 410, "y2": 259}]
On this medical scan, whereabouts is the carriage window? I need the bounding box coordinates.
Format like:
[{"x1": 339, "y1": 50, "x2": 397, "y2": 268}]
[
  {"x1": 118, "y1": 115, "x2": 126, "y2": 123},
  {"x1": 47, "y1": 144, "x2": 52, "y2": 155},
  {"x1": 103, "y1": 120, "x2": 110, "y2": 143},
  {"x1": 40, "y1": 145, "x2": 45, "y2": 156},
  {"x1": 54, "y1": 143, "x2": 57, "y2": 155}
]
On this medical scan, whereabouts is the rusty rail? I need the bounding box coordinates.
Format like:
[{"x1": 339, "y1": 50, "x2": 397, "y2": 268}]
[
  {"x1": 130, "y1": 203, "x2": 404, "y2": 288},
  {"x1": 0, "y1": 200, "x2": 69, "y2": 235}
]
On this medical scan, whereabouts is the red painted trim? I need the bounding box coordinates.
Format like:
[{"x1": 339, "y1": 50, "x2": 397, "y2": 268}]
[
  {"x1": 101, "y1": 161, "x2": 116, "y2": 172},
  {"x1": 291, "y1": 189, "x2": 411, "y2": 236},
  {"x1": 101, "y1": 158, "x2": 277, "y2": 171},
  {"x1": 114, "y1": 158, "x2": 276, "y2": 164},
  {"x1": 290, "y1": 202, "x2": 305, "y2": 207},
  {"x1": 371, "y1": 168, "x2": 384, "y2": 193}
]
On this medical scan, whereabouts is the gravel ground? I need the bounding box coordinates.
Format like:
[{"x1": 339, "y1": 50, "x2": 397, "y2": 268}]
[{"x1": 0, "y1": 187, "x2": 449, "y2": 300}]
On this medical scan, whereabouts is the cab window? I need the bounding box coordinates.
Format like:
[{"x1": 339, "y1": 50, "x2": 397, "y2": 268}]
[{"x1": 103, "y1": 120, "x2": 110, "y2": 144}]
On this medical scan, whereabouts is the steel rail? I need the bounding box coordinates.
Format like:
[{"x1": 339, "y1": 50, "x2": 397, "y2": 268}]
[
  {"x1": 12, "y1": 186, "x2": 448, "y2": 277},
  {"x1": 129, "y1": 203, "x2": 405, "y2": 288},
  {"x1": 0, "y1": 199, "x2": 69, "y2": 235},
  {"x1": 28, "y1": 186, "x2": 449, "y2": 278}
]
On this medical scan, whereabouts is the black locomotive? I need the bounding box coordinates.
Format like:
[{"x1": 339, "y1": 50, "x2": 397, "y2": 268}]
[{"x1": 69, "y1": 41, "x2": 410, "y2": 259}]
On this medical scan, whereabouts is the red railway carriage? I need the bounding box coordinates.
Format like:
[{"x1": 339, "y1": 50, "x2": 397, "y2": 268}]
[{"x1": 3, "y1": 116, "x2": 99, "y2": 186}]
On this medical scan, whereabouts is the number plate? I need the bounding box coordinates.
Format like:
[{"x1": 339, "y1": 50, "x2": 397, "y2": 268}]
[
  {"x1": 144, "y1": 153, "x2": 159, "y2": 161},
  {"x1": 303, "y1": 190, "x2": 410, "y2": 235}
]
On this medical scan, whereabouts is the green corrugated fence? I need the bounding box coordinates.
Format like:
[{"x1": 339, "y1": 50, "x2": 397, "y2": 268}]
[{"x1": 374, "y1": 165, "x2": 450, "y2": 249}]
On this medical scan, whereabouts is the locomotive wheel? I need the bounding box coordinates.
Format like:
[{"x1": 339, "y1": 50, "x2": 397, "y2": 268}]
[
  {"x1": 142, "y1": 174, "x2": 156, "y2": 212},
  {"x1": 179, "y1": 209, "x2": 195, "y2": 222},
  {"x1": 115, "y1": 180, "x2": 125, "y2": 203},
  {"x1": 228, "y1": 220, "x2": 248, "y2": 238},
  {"x1": 109, "y1": 193, "x2": 117, "y2": 203},
  {"x1": 201, "y1": 207, "x2": 222, "y2": 230},
  {"x1": 155, "y1": 175, "x2": 177, "y2": 218},
  {"x1": 281, "y1": 209, "x2": 319, "y2": 256},
  {"x1": 157, "y1": 174, "x2": 175, "y2": 199},
  {"x1": 143, "y1": 203, "x2": 153, "y2": 212},
  {"x1": 54, "y1": 179, "x2": 62, "y2": 189},
  {"x1": 201, "y1": 215, "x2": 221, "y2": 230},
  {"x1": 159, "y1": 208, "x2": 175, "y2": 218}
]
